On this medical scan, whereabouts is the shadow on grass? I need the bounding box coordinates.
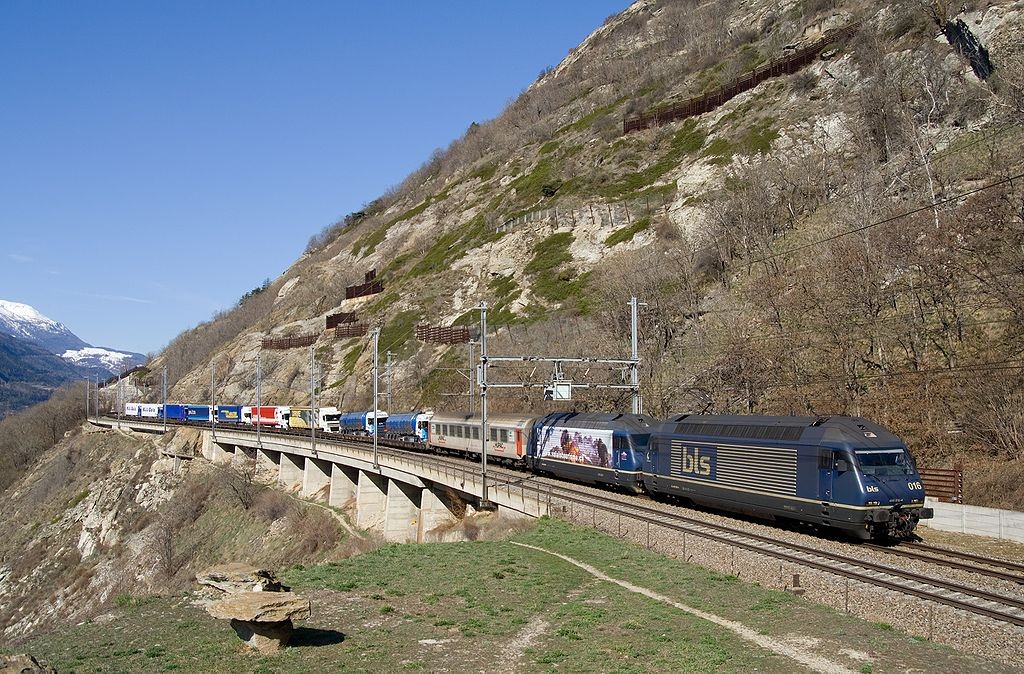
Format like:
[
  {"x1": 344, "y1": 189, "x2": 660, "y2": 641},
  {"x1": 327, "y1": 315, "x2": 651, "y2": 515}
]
[{"x1": 291, "y1": 627, "x2": 346, "y2": 647}]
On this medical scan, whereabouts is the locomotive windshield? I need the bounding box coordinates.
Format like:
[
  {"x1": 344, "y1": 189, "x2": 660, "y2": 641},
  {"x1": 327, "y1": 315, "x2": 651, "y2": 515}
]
[
  {"x1": 631, "y1": 434, "x2": 651, "y2": 451},
  {"x1": 854, "y1": 449, "x2": 915, "y2": 476}
]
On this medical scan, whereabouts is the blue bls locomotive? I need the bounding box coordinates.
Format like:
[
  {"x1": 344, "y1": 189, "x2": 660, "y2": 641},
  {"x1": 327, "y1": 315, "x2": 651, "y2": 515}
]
[
  {"x1": 527, "y1": 412, "x2": 656, "y2": 492},
  {"x1": 642, "y1": 415, "x2": 933, "y2": 540}
]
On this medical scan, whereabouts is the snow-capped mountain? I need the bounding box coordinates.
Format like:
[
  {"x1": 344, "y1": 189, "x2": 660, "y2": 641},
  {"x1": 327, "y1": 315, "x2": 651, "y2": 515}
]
[
  {"x1": 62, "y1": 346, "x2": 146, "y2": 379},
  {"x1": 0, "y1": 299, "x2": 146, "y2": 380},
  {"x1": 0, "y1": 300, "x2": 88, "y2": 354}
]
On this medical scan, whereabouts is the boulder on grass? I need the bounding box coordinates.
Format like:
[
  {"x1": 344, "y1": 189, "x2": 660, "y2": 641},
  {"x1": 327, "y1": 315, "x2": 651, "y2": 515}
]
[
  {"x1": 196, "y1": 563, "x2": 289, "y2": 594},
  {"x1": 207, "y1": 591, "x2": 311, "y2": 654}
]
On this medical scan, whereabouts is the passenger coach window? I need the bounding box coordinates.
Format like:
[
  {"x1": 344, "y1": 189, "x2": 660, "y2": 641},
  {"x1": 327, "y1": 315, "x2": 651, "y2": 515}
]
[
  {"x1": 456, "y1": 426, "x2": 463, "y2": 438},
  {"x1": 500, "y1": 429, "x2": 509, "y2": 442},
  {"x1": 472, "y1": 427, "x2": 480, "y2": 440},
  {"x1": 490, "y1": 429, "x2": 497, "y2": 441}
]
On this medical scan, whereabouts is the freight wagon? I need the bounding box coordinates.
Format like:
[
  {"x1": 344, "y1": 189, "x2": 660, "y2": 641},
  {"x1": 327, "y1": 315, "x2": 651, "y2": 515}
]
[
  {"x1": 185, "y1": 405, "x2": 212, "y2": 423},
  {"x1": 383, "y1": 411, "x2": 433, "y2": 443},
  {"x1": 290, "y1": 406, "x2": 342, "y2": 432},
  {"x1": 339, "y1": 410, "x2": 387, "y2": 435},
  {"x1": 242, "y1": 406, "x2": 290, "y2": 429},
  {"x1": 215, "y1": 405, "x2": 244, "y2": 423},
  {"x1": 162, "y1": 404, "x2": 187, "y2": 422}
]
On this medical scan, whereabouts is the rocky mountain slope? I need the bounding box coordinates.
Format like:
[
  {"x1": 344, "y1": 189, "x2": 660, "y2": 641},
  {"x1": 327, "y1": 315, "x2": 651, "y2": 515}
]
[
  {"x1": 0, "y1": 301, "x2": 88, "y2": 355},
  {"x1": 138, "y1": 1, "x2": 1024, "y2": 498},
  {"x1": 0, "y1": 424, "x2": 352, "y2": 641}
]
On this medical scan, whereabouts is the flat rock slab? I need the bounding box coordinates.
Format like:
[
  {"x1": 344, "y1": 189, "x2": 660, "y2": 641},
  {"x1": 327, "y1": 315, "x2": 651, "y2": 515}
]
[
  {"x1": 207, "y1": 592, "x2": 311, "y2": 654},
  {"x1": 197, "y1": 563, "x2": 289, "y2": 593},
  {"x1": 208, "y1": 591, "x2": 310, "y2": 623}
]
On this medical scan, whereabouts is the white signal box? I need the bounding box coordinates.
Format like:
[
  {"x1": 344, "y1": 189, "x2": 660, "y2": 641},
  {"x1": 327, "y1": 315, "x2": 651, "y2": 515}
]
[{"x1": 544, "y1": 382, "x2": 572, "y2": 401}]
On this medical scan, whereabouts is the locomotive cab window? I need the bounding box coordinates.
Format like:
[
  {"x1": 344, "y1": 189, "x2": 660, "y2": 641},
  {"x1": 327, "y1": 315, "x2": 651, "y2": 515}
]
[
  {"x1": 855, "y1": 449, "x2": 914, "y2": 477},
  {"x1": 818, "y1": 449, "x2": 833, "y2": 469}
]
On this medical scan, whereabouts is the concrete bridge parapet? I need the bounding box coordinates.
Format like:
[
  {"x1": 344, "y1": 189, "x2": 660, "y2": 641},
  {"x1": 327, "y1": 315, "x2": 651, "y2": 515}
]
[{"x1": 89, "y1": 419, "x2": 548, "y2": 540}]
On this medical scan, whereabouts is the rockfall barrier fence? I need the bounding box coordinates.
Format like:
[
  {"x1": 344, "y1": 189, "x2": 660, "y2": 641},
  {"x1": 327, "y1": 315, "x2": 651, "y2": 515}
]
[{"x1": 622, "y1": 23, "x2": 859, "y2": 134}]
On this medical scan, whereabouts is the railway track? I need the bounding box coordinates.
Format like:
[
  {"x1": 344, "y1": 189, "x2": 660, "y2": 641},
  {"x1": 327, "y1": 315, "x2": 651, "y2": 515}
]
[
  {"x1": 359, "y1": 443, "x2": 1024, "y2": 628},
  {"x1": 868, "y1": 541, "x2": 1024, "y2": 585},
  {"x1": 104, "y1": 417, "x2": 1024, "y2": 627}
]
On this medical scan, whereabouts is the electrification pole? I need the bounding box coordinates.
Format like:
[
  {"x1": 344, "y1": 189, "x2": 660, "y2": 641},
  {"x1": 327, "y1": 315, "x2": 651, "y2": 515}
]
[
  {"x1": 630, "y1": 296, "x2": 642, "y2": 414},
  {"x1": 94, "y1": 374, "x2": 99, "y2": 421},
  {"x1": 211, "y1": 359, "x2": 216, "y2": 437},
  {"x1": 479, "y1": 302, "x2": 490, "y2": 507},
  {"x1": 84, "y1": 378, "x2": 89, "y2": 421},
  {"x1": 385, "y1": 350, "x2": 393, "y2": 416},
  {"x1": 116, "y1": 375, "x2": 122, "y2": 426},
  {"x1": 310, "y1": 345, "x2": 316, "y2": 456},
  {"x1": 372, "y1": 327, "x2": 380, "y2": 469},
  {"x1": 161, "y1": 367, "x2": 167, "y2": 432},
  {"x1": 468, "y1": 341, "x2": 475, "y2": 415},
  {"x1": 256, "y1": 350, "x2": 262, "y2": 446}
]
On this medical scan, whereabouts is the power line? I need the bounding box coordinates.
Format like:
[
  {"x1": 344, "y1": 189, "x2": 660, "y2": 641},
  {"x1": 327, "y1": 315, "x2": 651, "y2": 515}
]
[
  {"x1": 757, "y1": 359, "x2": 1024, "y2": 390},
  {"x1": 743, "y1": 171, "x2": 1024, "y2": 264}
]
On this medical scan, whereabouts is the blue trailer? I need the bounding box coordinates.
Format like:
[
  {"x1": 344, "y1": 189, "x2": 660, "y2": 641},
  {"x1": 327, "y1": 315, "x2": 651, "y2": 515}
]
[
  {"x1": 163, "y1": 404, "x2": 187, "y2": 421},
  {"x1": 185, "y1": 405, "x2": 212, "y2": 422},
  {"x1": 216, "y1": 405, "x2": 243, "y2": 424}
]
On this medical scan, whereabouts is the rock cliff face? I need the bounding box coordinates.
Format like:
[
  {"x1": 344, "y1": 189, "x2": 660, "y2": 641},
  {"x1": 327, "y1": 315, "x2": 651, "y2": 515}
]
[{"x1": 0, "y1": 424, "x2": 346, "y2": 641}]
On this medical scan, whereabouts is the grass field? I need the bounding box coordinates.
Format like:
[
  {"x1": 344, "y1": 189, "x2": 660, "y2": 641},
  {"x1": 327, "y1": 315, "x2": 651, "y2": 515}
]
[{"x1": 5, "y1": 519, "x2": 1011, "y2": 673}]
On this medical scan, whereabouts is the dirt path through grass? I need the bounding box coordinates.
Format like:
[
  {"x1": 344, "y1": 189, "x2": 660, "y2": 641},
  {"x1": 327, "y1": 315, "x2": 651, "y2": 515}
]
[{"x1": 512, "y1": 541, "x2": 854, "y2": 674}]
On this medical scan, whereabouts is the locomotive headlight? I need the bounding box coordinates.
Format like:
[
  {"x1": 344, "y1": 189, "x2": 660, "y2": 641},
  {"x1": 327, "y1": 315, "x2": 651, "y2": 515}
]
[{"x1": 866, "y1": 500, "x2": 880, "y2": 506}]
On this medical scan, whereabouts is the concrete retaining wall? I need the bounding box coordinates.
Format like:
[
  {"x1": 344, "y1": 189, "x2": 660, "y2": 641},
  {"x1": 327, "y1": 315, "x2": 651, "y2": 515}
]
[{"x1": 921, "y1": 497, "x2": 1024, "y2": 543}]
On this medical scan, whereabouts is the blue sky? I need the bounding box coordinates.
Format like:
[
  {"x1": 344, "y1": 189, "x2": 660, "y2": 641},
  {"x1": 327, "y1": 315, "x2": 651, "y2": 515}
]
[{"x1": 0, "y1": 1, "x2": 626, "y2": 355}]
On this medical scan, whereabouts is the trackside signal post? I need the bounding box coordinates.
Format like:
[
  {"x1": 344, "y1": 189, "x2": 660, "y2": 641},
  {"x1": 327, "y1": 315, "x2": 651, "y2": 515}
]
[{"x1": 477, "y1": 296, "x2": 644, "y2": 504}]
